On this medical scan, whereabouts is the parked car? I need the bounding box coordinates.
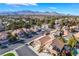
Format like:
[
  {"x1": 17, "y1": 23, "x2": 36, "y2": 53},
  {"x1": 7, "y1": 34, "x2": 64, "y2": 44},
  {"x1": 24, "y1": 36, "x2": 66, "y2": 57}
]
[{"x1": 0, "y1": 44, "x2": 8, "y2": 49}]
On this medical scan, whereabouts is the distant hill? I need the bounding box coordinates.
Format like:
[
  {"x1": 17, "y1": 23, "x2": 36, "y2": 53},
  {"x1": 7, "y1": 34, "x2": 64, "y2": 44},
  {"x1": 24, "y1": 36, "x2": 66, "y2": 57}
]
[{"x1": 0, "y1": 10, "x2": 67, "y2": 16}]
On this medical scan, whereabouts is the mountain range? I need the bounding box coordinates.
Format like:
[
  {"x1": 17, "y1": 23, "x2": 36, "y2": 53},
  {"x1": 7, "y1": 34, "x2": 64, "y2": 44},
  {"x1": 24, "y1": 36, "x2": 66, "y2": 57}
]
[{"x1": 0, "y1": 10, "x2": 70, "y2": 16}]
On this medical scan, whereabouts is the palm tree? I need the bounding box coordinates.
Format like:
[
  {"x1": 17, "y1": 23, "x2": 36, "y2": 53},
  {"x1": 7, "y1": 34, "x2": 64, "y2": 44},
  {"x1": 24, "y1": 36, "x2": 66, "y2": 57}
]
[{"x1": 67, "y1": 34, "x2": 77, "y2": 48}]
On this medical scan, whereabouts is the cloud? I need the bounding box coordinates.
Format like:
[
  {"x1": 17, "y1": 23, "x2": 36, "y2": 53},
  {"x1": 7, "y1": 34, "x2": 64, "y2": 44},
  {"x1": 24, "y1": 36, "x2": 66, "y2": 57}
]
[
  {"x1": 6, "y1": 3, "x2": 38, "y2": 6},
  {"x1": 0, "y1": 0, "x2": 79, "y2": 3},
  {"x1": 0, "y1": 0, "x2": 38, "y2": 6},
  {"x1": 1, "y1": 0, "x2": 38, "y2": 7},
  {"x1": 4, "y1": 3, "x2": 38, "y2": 8}
]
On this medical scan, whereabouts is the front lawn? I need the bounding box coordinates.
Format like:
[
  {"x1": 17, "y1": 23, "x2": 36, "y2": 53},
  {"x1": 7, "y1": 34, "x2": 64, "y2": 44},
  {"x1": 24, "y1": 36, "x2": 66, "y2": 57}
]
[{"x1": 4, "y1": 53, "x2": 15, "y2": 56}]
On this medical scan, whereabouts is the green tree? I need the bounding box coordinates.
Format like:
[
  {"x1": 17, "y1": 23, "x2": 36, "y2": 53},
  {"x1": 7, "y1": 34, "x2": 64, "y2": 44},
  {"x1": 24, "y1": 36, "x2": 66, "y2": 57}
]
[
  {"x1": 36, "y1": 20, "x2": 42, "y2": 27},
  {"x1": 6, "y1": 20, "x2": 26, "y2": 30},
  {"x1": 7, "y1": 32, "x2": 18, "y2": 43},
  {"x1": 67, "y1": 35, "x2": 77, "y2": 48},
  {"x1": 49, "y1": 19, "x2": 55, "y2": 28}
]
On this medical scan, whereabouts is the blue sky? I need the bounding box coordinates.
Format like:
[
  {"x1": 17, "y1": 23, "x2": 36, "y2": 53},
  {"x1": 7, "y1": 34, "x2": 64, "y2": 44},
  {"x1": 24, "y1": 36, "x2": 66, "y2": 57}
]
[{"x1": 0, "y1": 3, "x2": 79, "y2": 15}]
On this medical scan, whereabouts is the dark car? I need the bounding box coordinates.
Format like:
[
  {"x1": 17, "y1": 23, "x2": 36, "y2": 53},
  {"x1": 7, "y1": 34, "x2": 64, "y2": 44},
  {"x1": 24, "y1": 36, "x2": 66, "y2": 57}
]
[
  {"x1": 0, "y1": 44, "x2": 8, "y2": 49},
  {"x1": 28, "y1": 34, "x2": 33, "y2": 38},
  {"x1": 37, "y1": 29, "x2": 41, "y2": 32},
  {"x1": 31, "y1": 32, "x2": 38, "y2": 35}
]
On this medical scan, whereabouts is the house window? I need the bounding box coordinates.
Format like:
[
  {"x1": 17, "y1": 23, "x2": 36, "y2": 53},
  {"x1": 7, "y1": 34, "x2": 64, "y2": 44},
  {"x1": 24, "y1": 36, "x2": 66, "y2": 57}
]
[{"x1": 53, "y1": 46, "x2": 60, "y2": 52}]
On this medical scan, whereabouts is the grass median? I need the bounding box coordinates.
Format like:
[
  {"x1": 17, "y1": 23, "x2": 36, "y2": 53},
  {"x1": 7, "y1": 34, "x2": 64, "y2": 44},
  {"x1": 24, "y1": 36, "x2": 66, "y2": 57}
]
[{"x1": 4, "y1": 53, "x2": 15, "y2": 56}]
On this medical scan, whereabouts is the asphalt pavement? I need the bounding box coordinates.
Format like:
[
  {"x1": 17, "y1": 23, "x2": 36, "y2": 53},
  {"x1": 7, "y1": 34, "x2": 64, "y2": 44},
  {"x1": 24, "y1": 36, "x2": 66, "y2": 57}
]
[
  {"x1": 0, "y1": 32, "x2": 43, "y2": 55},
  {"x1": 16, "y1": 45, "x2": 37, "y2": 56}
]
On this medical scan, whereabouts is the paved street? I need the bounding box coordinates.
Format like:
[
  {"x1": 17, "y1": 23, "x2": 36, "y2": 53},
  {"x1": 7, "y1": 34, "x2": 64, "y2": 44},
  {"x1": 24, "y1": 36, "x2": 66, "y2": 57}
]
[
  {"x1": 0, "y1": 43, "x2": 23, "y2": 55},
  {"x1": 16, "y1": 45, "x2": 37, "y2": 56},
  {"x1": 0, "y1": 32, "x2": 43, "y2": 55}
]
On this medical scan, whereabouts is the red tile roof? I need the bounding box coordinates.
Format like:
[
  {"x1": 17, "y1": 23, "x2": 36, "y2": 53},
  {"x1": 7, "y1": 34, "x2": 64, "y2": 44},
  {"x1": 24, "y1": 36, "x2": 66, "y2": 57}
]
[{"x1": 39, "y1": 35, "x2": 52, "y2": 45}]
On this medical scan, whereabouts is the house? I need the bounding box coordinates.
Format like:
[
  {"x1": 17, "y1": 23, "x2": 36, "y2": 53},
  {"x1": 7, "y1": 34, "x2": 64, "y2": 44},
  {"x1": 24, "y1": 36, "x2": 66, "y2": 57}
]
[
  {"x1": 38, "y1": 35, "x2": 52, "y2": 46},
  {"x1": 22, "y1": 28, "x2": 27, "y2": 32},
  {"x1": 11, "y1": 29, "x2": 25, "y2": 38},
  {"x1": 70, "y1": 26, "x2": 79, "y2": 32},
  {"x1": 47, "y1": 48, "x2": 58, "y2": 56},
  {"x1": 43, "y1": 36, "x2": 64, "y2": 55},
  {"x1": 63, "y1": 33, "x2": 73, "y2": 41},
  {"x1": 52, "y1": 30, "x2": 61, "y2": 37},
  {"x1": 30, "y1": 35, "x2": 53, "y2": 51},
  {"x1": 0, "y1": 32, "x2": 8, "y2": 40},
  {"x1": 70, "y1": 26, "x2": 78, "y2": 29},
  {"x1": 63, "y1": 30, "x2": 69, "y2": 36},
  {"x1": 0, "y1": 32, "x2": 8, "y2": 44},
  {"x1": 29, "y1": 32, "x2": 65, "y2": 56},
  {"x1": 0, "y1": 19, "x2": 5, "y2": 32},
  {"x1": 26, "y1": 29, "x2": 31, "y2": 32},
  {"x1": 41, "y1": 24, "x2": 49, "y2": 30},
  {"x1": 33, "y1": 25, "x2": 41, "y2": 32},
  {"x1": 44, "y1": 39, "x2": 64, "y2": 56},
  {"x1": 51, "y1": 39, "x2": 65, "y2": 52},
  {"x1": 74, "y1": 32, "x2": 79, "y2": 41},
  {"x1": 62, "y1": 26, "x2": 70, "y2": 36},
  {"x1": 54, "y1": 20, "x2": 62, "y2": 30}
]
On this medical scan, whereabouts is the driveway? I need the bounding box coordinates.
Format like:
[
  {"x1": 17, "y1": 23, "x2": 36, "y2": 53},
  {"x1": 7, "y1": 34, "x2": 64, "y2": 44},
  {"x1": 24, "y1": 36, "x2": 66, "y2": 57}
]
[{"x1": 16, "y1": 45, "x2": 37, "y2": 56}]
